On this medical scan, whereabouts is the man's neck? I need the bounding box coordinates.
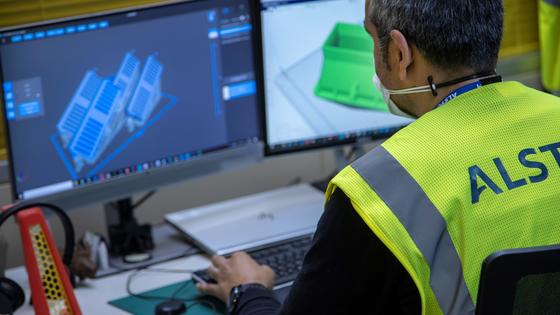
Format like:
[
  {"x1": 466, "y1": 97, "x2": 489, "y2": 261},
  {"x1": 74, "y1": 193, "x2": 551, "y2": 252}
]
[
  {"x1": 430, "y1": 77, "x2": 481, "y2": 107},
  {"x1": 414, "y1": 69, "x2": 480, "y2": 116}
]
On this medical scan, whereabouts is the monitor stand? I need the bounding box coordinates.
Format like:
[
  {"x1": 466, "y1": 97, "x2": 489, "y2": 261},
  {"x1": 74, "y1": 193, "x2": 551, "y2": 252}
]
[
  {"x1": 333, "y1": 145, "x2": 367, "y2": 171},
  {"x1": 95, "y1": 196, "x2": 200, "y2": 278},
  {"x1": 105, "y1": 197, "x2": 155, "y2": 262},
  {"x1": 312, "y1": 144, "x2": 368, "y2": 192}
]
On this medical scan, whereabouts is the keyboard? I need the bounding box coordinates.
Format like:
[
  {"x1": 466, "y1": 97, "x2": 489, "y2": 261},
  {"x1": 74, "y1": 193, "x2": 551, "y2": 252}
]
[{"x1": 193, "y1": 235, "x2": 313, "y2": 286}]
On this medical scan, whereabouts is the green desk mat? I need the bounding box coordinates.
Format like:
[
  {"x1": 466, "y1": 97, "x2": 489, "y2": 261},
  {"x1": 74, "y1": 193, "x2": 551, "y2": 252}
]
[{"x1": 108, "y1": 280, "x2": 226, "y2": 315}]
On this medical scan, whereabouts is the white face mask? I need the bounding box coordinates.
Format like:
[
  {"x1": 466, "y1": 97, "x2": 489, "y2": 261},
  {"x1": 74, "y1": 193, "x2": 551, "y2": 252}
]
[
  {"x1": 373, "y1": 68, "x2": 500, "y2": 119},
  {"x1": 372, "y1": 74, "x2": 416, "y2": 119}
]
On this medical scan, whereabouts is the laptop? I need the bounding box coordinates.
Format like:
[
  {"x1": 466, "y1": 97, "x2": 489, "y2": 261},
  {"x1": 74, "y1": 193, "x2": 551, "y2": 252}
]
[{"x1": 165, "y1": 184, "x2": 325, "y2": 256}]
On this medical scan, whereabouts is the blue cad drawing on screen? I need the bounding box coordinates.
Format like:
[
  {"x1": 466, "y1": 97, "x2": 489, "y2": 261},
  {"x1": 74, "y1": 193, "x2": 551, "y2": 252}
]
[
  {"x1": 56, "y1": 52, "x2": 164, "y2": 172},
  {"x1": 126, "y1": 55, "x2": 163, "y2": 131}
]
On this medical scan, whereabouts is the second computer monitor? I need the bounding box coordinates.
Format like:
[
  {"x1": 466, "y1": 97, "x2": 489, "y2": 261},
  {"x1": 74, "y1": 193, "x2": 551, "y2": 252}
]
[{"x1": 259, "y1": 0, "x2": 412, "y2": 154}]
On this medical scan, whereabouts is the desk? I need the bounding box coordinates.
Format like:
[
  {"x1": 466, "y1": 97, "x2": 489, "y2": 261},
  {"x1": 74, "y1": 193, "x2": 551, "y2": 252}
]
[
  {"x1": 5, "y1": 184, "x2": 321, "y2": 314},
  {"x1": 6, "y1": 254, "x2": 211, "y2": 314}
]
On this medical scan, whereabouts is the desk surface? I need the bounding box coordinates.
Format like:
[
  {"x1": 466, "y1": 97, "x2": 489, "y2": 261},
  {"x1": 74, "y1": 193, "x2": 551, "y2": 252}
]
[
  {"x1": 5, "y1": 185, "x2": 321, "y2": 314},
  {"x1": 7, "y1": 254, "x2": 211, "y2": 314}
]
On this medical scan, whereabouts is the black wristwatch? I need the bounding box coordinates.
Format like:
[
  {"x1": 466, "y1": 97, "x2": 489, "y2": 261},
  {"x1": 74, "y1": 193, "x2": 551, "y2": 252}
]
[{"x1": 228, "y1": 283, "x2": 265, "y2": 314}]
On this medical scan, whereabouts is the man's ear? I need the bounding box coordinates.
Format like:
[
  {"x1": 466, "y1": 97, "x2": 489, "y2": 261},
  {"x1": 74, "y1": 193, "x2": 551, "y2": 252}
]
[{"x1": 388, "y1": 29, "x2": 413, "y2": 81}]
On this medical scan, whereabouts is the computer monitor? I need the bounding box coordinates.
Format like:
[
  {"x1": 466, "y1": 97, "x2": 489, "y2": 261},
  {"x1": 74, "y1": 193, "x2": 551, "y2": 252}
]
[
  {"x1": 258, "y1": 0, "x2": 412, "y2": 155},
  {"x1": 0, "y1": 0, "x2": 263, "y2": 208}
]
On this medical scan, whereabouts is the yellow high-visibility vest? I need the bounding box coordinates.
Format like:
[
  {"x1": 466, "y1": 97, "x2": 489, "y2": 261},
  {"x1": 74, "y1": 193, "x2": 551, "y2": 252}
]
[
  {"x1": 327, "y1": 82, "x2": 560, "y2": 314},
  {"x1": 540, "y1": 0, "x2": 560, "y2": 95}
]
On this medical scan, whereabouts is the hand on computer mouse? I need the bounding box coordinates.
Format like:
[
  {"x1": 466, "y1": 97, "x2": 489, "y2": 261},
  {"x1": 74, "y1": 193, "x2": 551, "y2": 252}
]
[{"x1": 195, "y1": 252, "x2": 275, "y2": 302}]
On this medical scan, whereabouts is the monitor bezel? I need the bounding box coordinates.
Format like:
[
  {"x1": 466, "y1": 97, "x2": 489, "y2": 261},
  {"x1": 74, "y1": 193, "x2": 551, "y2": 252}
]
[
  {"x1": 0, "y1": 0, "x2": 267, "y2": 206},
  {"x1": 254, "y1": 0, "x2": 409, "y2": 156}
]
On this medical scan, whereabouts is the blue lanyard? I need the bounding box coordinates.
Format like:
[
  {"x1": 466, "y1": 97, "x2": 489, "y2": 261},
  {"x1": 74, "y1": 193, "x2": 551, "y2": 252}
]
[{"x1": 435, "y1": 81, "x2": 482, "y2": 108}]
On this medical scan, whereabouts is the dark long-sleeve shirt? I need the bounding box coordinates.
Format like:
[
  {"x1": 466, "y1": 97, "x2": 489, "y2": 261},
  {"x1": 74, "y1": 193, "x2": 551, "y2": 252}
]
[{"x1": 233, "y1": 189, "x2": 421, "y2": 314}]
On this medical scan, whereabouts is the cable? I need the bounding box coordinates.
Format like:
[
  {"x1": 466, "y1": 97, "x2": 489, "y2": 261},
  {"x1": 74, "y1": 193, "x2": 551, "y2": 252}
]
[
  {"x1": 0, "y1": 202, "x2": 74, "y2": 266},
  {"x1": 125, "y1": 267, "x2": 218, "y2": 314},
  {"x1": 170, "y1": 279, "x2": 192, "y2": 300},
  {"x1": 126, "y1": 267, "x2": 217, "y2": 314},
  {"x1": 126, "y1": 267, "x2": 197, "y2": 300},
  {"x1": 144, "y1": 267, "x2": 196, "y2": 274},
  {"x1": 131, "y1": 190, "x2": 156, "y2": 211},
  {"x1": 345, "y1": 145, "x2": 360, "y2": 162},
  {"x1": 104, "y1": 245, "x2": 200, "y2": 277}
]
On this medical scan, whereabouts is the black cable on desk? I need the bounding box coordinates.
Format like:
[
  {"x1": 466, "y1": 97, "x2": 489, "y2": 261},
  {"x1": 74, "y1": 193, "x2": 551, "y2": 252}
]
[{"x1": 125, "y1": 266, "x2": 217, "y2": 314}]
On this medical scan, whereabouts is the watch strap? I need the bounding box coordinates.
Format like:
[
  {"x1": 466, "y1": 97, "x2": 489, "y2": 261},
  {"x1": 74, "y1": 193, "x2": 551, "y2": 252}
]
[{"x1": 228, "y1": 283, "x2": 267, "y2": 314}]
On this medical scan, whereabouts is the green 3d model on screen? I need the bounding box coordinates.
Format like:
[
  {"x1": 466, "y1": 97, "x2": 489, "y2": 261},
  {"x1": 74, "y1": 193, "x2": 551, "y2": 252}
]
[{"x1": 314, "y1": 22, "x2": 387, "y2": 111}]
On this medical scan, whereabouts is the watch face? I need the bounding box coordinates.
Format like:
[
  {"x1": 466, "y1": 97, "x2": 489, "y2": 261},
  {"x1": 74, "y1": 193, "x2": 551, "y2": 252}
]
[
  {"x1": 228, "y1": 283, "x2": 265, "y2": 313},
  {"x1": 228, "y1": 285, "x2": 242, "y2": 313}
]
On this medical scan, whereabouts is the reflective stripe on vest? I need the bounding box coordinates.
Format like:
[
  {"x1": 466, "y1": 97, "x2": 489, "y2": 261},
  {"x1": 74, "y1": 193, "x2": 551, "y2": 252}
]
[{"x1": 352, "y1": 146, "x2": 475, "y2": 314}]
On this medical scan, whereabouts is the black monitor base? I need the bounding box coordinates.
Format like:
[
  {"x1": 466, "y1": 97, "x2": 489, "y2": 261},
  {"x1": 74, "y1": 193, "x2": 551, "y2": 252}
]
[
  {"x1": 95, "y1": 223, "x2": 200, "y2": 278},
  {"x1": 104, "y1": 197, "x2": 154, "y2": 261},
  {"x1": 97, "y1": 193, "x2": 201, "y2": 277}
]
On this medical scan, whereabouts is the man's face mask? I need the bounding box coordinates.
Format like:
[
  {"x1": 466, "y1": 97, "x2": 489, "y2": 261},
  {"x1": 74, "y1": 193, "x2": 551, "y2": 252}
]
[
  {"x1": 372, "y1": 74, "x2": 416, "y2": 119},
  {"x1": 372, "y1": 66, "x2": 500, "y2": 119}
]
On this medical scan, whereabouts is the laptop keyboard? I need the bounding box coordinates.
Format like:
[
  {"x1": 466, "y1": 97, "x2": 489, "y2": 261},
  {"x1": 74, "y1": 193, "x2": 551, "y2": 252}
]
[{"x1": 193, "y1": 235, "x2": 313, "y2": 286}]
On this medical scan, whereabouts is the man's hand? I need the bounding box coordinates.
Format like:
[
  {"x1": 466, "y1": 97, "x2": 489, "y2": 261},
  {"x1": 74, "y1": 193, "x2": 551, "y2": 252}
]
[{"x1": 195, "y1": 251, "x2": 275, "y2": 302}]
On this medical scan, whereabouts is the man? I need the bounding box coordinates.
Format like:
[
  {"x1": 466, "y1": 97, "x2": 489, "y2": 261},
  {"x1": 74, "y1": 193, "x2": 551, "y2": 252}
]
[{"x1": 198, "y1": 0, "x2": 560, "y2": 314}]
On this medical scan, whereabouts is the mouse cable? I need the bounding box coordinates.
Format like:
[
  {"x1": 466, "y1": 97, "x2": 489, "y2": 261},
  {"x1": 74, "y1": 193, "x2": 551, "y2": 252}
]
[{"x1": 125, "y1": 266, "x2": 218, "y2": 314}]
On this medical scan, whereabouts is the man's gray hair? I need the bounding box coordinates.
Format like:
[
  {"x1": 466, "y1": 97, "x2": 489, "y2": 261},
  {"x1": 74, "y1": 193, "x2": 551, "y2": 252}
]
[{"x1": 368, "y1": 0, "x2": 504, "y2": 72}]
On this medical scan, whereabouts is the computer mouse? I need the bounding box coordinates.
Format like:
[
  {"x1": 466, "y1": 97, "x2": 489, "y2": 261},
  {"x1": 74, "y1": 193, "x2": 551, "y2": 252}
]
[
  {"x1": 154, "y1": 300, "x2": 187, "y2": 315},
  {"x1": 192, "y1": 269, "x2": 217, "y2": 285}
]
